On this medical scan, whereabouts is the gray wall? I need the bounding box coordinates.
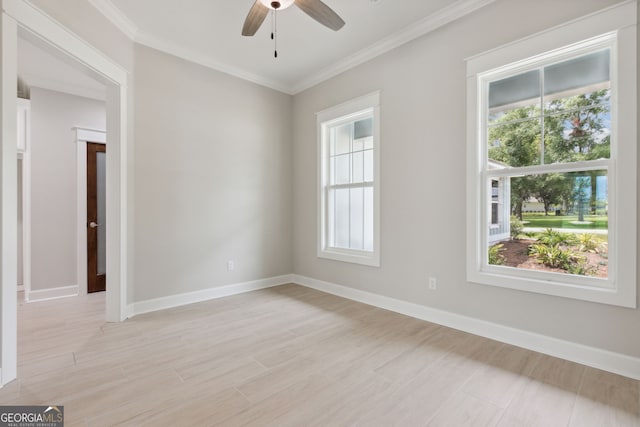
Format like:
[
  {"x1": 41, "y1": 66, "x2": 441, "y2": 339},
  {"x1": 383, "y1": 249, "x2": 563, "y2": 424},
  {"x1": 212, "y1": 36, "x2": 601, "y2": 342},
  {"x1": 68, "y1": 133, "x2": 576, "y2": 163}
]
[
  {"x1": 292, "y1": 0, "x2": 640, "y2": 359},
  {"x1": 29, "y1": 88, "x2": 106, "y2": 291},
  {"x1": 132, "y1": 45, "x2": 293, "y2": 302}
]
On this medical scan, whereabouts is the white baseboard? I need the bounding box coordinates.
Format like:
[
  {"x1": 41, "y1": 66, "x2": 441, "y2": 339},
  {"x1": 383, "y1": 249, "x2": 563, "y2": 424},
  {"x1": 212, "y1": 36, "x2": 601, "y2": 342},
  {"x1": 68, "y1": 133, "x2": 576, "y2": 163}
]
[
  {"x1": 27, "y1": 285, "x2": 79, "y2": 302},
  {"x1": 17, "y1": 285, "x2": 24, "y2": 292},
  {"x1": 291, "y1": 274, "x2": 640, "y2": 381},
  {"x1": 126, "y1": 274, "x2": 294, "y2": 318}
]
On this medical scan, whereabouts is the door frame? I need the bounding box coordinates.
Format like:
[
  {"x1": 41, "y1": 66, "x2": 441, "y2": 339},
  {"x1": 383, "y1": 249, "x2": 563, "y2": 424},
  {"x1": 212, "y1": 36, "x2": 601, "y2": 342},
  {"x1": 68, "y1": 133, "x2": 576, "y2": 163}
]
[
  {"x1": 75, "y1": 128, "x2": 106, "y2": 296},
  {"x1": 1, "y1": 1, "x2": 129, "y2": 385}
]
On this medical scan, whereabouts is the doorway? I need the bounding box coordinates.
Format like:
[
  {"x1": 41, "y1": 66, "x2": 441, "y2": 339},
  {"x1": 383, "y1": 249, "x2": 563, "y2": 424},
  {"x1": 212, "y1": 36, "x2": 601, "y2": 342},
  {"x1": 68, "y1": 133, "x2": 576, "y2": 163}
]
[{"x1": 1, "y1": 1, "x2": 129, "y2": 385}]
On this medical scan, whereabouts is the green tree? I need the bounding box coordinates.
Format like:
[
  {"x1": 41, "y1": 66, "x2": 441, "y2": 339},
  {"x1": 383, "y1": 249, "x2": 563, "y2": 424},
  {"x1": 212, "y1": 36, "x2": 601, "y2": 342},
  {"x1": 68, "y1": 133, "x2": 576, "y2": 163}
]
[
  {"x1": 544, "y1": 89, "x2": 611, "y2": 163},
  {"x1": 545, "y1": 90, "x2": 610, "y2": 214},
  {"x1": 488, "y1": 90, "x2": 610, "y2": 220},
  {"x1": 489, "y1": 106, "x2": 540, "y2": 219},
  {"x1": 533, "y1": 173, "x2": 572, "y2": 215}
]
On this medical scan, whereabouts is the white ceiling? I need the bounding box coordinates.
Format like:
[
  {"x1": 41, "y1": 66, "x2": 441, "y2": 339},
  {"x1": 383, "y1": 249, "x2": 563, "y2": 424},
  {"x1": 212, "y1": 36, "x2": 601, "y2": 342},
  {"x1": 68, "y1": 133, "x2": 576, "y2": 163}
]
[{"x1": 91, "y1": 0, "x2": 495, "y2": 94}]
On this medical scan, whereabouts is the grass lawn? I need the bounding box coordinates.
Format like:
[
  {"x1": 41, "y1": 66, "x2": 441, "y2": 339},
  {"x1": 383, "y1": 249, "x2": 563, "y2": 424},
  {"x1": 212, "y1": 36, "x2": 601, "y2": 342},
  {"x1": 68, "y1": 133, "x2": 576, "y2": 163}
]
[{"x1": 521, "y1": 214, "x2": 608, "y2": 230}]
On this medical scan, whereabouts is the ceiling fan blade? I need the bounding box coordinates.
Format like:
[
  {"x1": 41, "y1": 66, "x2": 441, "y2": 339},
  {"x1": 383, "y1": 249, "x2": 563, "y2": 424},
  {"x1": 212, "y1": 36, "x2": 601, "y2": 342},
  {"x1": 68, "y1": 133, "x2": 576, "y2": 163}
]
[
  {"x1": 294, "y1": 0, "x2": 345, "y2": 31},
  {"x1": 242, "y1": 1, "x2": 270, "y2": 36}
]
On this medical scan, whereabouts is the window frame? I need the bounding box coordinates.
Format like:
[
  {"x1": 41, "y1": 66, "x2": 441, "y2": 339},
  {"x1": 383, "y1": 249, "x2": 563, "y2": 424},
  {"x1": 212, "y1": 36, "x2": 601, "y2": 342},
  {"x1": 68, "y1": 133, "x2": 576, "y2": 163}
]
[
  {"x1": 317, "y1": 91, "x2": 381, "y2": 267},
  {"x1": 466, "y1": 2, "x2": 636, "y2": 307}
]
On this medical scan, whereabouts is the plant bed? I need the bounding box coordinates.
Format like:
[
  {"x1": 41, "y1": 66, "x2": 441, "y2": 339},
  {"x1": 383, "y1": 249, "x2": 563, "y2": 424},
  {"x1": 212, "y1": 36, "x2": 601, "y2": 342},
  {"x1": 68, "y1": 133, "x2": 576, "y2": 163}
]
[{"x1": 491, "y1": 238, "x2": 608, "y2": 278}]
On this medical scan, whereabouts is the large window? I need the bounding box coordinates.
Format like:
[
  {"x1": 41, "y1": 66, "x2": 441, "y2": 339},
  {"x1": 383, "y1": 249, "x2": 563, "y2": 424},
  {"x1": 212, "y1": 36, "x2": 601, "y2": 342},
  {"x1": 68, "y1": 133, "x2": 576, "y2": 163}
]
[
  {"x1": 318, "y1": 92, "x2": 380, "y2": 266},
  {"x1": 466, "y1": 3, "x2": 636, "y2": 307}
]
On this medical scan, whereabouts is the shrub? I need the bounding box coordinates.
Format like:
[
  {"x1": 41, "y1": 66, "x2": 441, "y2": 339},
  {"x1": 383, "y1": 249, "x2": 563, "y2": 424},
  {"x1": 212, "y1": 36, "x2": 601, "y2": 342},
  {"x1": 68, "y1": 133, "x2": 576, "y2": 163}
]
[
  {"x1": 510, "y1": 216, "x2": 524, "y2": 240},
  {"x1": 577, "y1": 233, "x2": 604, "y2": 253},
  {"x1": 567, "y1": 259, "x2": 597, "y2": 276},
  {"x1": 529, "y1": 243, "x2": 580, "y2": 269},
  {"x1": 536, "y1": 228, "x2": 577, "y2": 247},
  {"x1": 488, "y1": 243, "x2": 505, "y2": 265}
]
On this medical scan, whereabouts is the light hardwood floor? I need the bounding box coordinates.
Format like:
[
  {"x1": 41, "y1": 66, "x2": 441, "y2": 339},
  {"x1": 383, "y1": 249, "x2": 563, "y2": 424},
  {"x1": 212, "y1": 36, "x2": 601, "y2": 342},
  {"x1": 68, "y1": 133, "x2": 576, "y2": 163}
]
[{"x1": 2, "y1": 284, "x2": 638, "y2": 426}]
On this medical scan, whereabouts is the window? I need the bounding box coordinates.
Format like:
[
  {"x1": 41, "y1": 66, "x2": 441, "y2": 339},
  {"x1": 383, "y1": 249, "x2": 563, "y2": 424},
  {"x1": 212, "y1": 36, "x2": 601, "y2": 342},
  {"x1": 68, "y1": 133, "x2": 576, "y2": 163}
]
[
  {"x1": 466, "y1": 2, "x2": 636, "y2": 307},
  {"x1": 317, "y1": 92, "x2": 380, "y2": 266},
  {"x1": 490, "y1": 180, "x2": 500, "y2": 226}
]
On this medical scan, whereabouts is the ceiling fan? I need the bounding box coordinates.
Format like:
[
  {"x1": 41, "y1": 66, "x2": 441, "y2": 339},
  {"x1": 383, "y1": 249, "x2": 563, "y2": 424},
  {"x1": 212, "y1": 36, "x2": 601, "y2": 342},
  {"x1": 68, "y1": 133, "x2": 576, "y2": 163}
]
[{"x1": 242, "y1": 0, "x2": 345, "y2": 40}]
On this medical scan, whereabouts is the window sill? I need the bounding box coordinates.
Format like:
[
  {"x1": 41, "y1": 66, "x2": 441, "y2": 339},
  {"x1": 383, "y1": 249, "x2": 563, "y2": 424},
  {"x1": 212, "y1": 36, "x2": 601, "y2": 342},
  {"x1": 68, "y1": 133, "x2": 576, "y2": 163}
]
[
  {"x1": 468, "y1": 266, "x2": 635, "y2": 308},
  {"x1": 318, "y1": 247, "x2": 380, "y2": 267}
]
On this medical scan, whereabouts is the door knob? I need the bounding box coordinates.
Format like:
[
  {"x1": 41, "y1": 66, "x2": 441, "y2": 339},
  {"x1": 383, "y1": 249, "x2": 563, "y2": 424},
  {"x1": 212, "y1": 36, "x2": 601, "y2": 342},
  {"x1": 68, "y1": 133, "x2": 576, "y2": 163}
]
[{"x1": 89, "y1": 222, "x2": 99, "y2": 228}]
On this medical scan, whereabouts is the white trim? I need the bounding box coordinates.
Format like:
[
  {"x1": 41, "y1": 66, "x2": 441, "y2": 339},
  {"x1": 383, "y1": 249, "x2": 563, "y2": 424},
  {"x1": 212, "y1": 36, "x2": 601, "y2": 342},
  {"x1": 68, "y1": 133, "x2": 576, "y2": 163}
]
[
  {"x1": 86, "y1": 0, "x2": 139, "y2": 41},
  {"x1": 75, "y1": 127, "x2": 106, "y2": 143},
  {"x1": 88, "y1": 0, "x2": 496, "y2": 95},
  {"x1": 2, "y1": 0, "x2": 129, "y2": 385},
  {"x1": 18, "y1": 150, "x2": 31, "y2": 302},
  {"x1": 126, "y1": 275, "x2": 294, "y2": 318},
  {"x1": 74, "y1": 128, "x2": 106, "y2": 296},
  {"x1": 17, "y1": 99, "x2": 31, "y2": 302},
  {"x1": 16, "y1": 285, "x2": 23, "y2": 292},
  {"x1": 27, "y1": 285, "x2": 78, "y2": 302},
  {"x1": 1, "y1": 11, "x2": 19, "y2": 385},
  {"x1": 290, "y1": 274, "x2": 640, "y2": 381},
  {"x1": 291, "y1": 0, "x2": 497, "y2": 94}
]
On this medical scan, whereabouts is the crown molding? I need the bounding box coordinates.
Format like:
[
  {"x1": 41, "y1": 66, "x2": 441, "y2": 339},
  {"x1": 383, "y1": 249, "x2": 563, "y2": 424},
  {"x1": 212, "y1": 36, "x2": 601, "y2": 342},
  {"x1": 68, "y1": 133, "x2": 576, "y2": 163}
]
[
  {"x1": 290, "y1": 0, "x2": 497, "y2": 93},
  {"x1": 87, "y1": 0, "x2": 140, "y2": 40},
  {"x1": 89, "y1": 0, "x2": 497, "y2": 95}
]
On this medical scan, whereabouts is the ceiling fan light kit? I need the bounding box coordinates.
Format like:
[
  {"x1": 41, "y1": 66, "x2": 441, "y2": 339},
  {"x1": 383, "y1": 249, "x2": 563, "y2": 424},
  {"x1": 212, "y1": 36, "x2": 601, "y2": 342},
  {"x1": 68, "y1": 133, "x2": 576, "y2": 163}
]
[
  {"x1": 259, "y1": 0, "x2": 295, "y2": 10},
  {"x1": 242, "y1": 0, "x2": 345, "y2": 58}
]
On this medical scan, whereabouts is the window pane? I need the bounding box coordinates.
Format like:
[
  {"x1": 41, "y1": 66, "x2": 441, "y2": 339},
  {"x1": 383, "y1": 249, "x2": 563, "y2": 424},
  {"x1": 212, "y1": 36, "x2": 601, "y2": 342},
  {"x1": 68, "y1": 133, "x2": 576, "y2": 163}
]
[
  {"x1": 544, "y1": 90, "x2": 611, "y2": 163},
  {"x1": 489, "y1": 69, "x2": 541, "y2": 110},
  {"x1": 352, "y1": 151, "x2": 364, "y2": 183},
  {"x1": 354, "y1": 118, "x2": 373, "y2": 139},
  {"x1": 350, "y1": 187, "x2": 364, "y2": 250},
  {"x1": 491, "y1": 203, "x2": 499, "y2": 225},
  {"x1": 491, "y1": 180, "x2": 499, "y2": 201},
  {"x1": 543, "y1": 50, "x2": 610, "y2": 97},
  {"x1": 333, "y1": 153, "x2": 350, "y2": 185},
  {"x1": 489, "y1": 103, "x2": 539, "y2": 124},
  {"x1": 488, "y1": 170, "x2": 608, "y2": 278},
  {"x1": 544, "y1": 88, "x2": 610, "y2": 114},
  {"x1": 488, "y1": 117, "x2": 542, "y2": 167},
  {"x1": 363, "y1": 136, "x2": 374, "y2": 150},
  {"x1": 334, "y1": 188, "x2": 350, "y2": 248},
  {"x1": 327, "y1": 189, "x2": 336, "y2": 247},
  {"x1": 364, "y1": 187, "x2": 374, "y2": 251},
  {"x1": 353, "y1": 137, "x2": 364, "y2": 152},
  {"x1": 364, "y1": 149, "x2": 374, "y2": 182},
  {"x1": 333, "y1": 123, "x2": 351, "y2": 155}
]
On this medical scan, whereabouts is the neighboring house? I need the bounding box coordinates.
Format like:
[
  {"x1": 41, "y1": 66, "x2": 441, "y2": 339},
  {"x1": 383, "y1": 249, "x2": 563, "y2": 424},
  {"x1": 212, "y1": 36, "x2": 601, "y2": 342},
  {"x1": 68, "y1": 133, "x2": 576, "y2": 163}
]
[{"x1": 488, "y1": 160, "x2": 510, "y2": 243}]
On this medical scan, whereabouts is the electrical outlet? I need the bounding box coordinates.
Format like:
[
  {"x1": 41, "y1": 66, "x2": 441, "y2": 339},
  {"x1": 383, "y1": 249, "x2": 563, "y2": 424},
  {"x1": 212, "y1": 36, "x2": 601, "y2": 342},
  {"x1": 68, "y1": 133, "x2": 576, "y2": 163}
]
[
  {"x1": 227, "y1": 260, "x2": 234, "y2": 271},
  {"x1": 428, "y1": 277, "x2": 437, "y2": 290}
]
